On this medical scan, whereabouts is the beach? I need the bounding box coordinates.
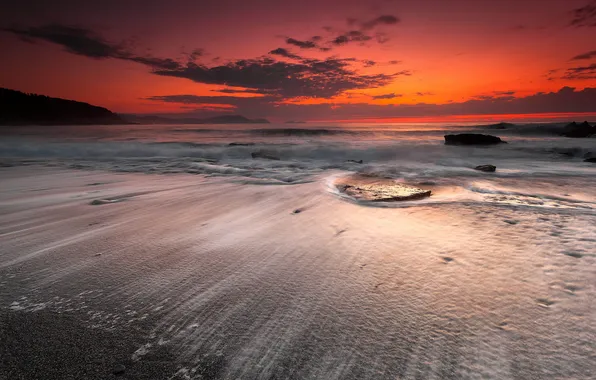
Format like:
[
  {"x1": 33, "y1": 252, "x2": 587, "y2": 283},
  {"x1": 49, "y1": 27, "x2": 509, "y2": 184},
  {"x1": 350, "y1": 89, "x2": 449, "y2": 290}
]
[
  {"x1": 1, "y1": 123, "x2": 595, "y2": 379},
  {"x1": 0, "y1": 158, "x2": 594, "y2": 379}
]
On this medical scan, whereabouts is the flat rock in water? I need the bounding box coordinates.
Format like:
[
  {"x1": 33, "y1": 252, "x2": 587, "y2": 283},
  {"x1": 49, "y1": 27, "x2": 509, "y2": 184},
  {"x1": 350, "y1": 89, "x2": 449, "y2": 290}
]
[
  {"x1": 475, "y1": 164, "x2": 496, "y2": 172},
  {"x1": 335, "y1": 175, "x2": 431, "y2": 202},
  {"x1": 444, "y1": 133, "x2": 505, "y2": 145}
]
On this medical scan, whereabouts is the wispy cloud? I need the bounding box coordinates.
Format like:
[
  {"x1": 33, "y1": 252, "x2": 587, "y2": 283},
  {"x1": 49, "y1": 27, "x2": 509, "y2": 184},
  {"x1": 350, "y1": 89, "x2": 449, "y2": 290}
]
[
  {"x1": 284, "y1": 14, "x2": 401, "y2": 52},
  {"x1": 331, "y1": 30, "x2": 372, "y2": 46},
  {"x1": 570, "y1": 49, "x2": 596, "y2": 60},
  {"x1": 285, "y1": 37, "x2": 318, "y2": 49},
  {"x1": 209, "y1": 88, "x2": 266, "y2": 95},
  {"x1": 330, "y1": 14, "x2": 400, "y2": 47},
  {"x1": 371, "y1": 93, "x2": 402, "y2": 100},
  {"x1": 570, "y1": 0, "x2": 596, "y2": 27},
  {"x1": 2, "y1": 24, "x2": 182, "y2": 70},
  {"x1": 360, "y1": 15, "x2": 400, "y2": 30},
  {"x1": 269, "y1": 47, "x2": 302, "y2": 60},
  {"x1": 562, "y1": 63, "x2": 596, "y2": 80}
]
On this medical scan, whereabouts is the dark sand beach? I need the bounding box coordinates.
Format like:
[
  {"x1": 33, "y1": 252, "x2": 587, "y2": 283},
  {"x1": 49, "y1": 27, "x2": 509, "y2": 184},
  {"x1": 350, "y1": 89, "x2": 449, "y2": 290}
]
[{"x1": 1, "y1": 165, "x2": 594, "y2": 379}]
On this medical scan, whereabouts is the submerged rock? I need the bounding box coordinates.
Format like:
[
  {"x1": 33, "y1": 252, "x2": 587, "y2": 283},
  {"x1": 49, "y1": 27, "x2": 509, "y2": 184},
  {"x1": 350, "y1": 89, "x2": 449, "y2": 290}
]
[
  {"x1": 346, "y1": 160, "x2": 364, "y2": 164},
  {"x1": 444, "y1": 133, "x2": 506, "y2": 145},
  {"x1": 335, "y1": 175, "x2": 431, "y2": 202},
  {"x1": 251, "y1": 151, "x2": 280, "y2": 160},
  {"x1": 563, "y1": 251, "x2": 583, "y2": 258},
  {"x1": 475, "y1": 164, "x2": 496, "y2": 172},
  {"x1": 561, "y1": 121, "x2": 595, "y2": 138},
  {"x1": 228, "y1": 142, "x2": 255, "y2": 146},
  {"x1": 584, "y1": 157, "x2": 596, "y2": 163}
]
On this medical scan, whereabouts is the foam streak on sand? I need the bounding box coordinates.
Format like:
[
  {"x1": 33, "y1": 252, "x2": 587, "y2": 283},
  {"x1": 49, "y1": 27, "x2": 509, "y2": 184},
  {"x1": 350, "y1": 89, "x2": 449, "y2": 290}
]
[{"x1": 0, "y1": 167, "x2": 595, "y2": 379}]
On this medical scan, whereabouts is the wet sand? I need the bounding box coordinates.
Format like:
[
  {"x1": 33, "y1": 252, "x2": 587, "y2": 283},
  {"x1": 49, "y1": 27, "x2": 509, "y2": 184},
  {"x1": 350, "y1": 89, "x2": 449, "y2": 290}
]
[{"x1": 0, "y1": 167, "x2": 594, "y2": 379}]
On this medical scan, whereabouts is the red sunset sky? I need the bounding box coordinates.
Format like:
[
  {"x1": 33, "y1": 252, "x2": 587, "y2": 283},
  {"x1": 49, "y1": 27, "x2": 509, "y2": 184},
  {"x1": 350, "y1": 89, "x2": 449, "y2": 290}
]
[{"x1": 1, "y1": 0, "x2": 595, "y2": 122}]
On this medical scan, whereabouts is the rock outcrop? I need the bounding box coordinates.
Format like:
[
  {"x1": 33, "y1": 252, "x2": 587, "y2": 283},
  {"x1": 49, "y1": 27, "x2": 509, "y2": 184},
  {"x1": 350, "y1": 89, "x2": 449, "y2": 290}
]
[
  {"x1": 444, "y1": 134, "x2": 506, "y2": 145},
  {"x1": 335, "y1": 175, "x2": 431, "y2": 202},
  {"x1": 561, "y1": 121, "x2": 595, "y2": 138},
  {"x1": 475, "y1": 165, "x2": 496, "y2": 172}
]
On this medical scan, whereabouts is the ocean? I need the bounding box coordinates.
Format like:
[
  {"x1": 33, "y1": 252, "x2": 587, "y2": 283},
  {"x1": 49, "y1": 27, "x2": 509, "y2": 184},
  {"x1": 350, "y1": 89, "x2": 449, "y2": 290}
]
[{"x1": 1, "y1": 122, "x2": 595, "y2": 205}]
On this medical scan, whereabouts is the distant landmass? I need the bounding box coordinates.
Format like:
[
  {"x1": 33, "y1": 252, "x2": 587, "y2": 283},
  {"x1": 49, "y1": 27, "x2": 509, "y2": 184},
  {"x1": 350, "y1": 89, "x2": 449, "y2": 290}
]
[
  {"x1": 0, "y1": 88, "x2": 128, "y2": 125},
  {"x1": 124, "y1": 114, "x2": 270, "y2": 124},
  {"x1": 0, "y1": 88, "x2": 269, "y2": 126}
]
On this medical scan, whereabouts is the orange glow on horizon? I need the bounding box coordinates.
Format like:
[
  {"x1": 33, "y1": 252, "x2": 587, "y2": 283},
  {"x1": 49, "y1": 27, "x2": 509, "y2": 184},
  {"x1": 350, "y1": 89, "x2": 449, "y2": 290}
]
[{"x1": 319, "y1": 112, "x2": 596, "y2": 124}]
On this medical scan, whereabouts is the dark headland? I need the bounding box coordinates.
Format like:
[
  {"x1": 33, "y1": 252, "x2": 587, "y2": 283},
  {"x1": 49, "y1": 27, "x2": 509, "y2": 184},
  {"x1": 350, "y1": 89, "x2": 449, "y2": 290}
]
[{"x1": 0, "y1": 88, "x2": 129, "y2": 125}]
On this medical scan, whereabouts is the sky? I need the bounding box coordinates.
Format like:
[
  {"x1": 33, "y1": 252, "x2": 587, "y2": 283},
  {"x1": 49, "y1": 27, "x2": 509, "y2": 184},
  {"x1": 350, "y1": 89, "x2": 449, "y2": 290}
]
[{"x1": 0, "y1": 0, "x2": 595, "y2": 122}]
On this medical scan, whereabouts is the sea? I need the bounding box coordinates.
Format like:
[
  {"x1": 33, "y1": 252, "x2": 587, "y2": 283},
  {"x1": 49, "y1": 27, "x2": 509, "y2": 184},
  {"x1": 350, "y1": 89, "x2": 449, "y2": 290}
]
[{"x1": 1, "y1": 121, "x2": 595, "y2": 208}]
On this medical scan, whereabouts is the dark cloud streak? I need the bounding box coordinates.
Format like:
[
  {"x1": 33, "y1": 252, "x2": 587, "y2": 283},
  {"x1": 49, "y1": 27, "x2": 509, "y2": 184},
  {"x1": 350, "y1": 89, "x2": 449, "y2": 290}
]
[
  {"x1": 562, "y1": 63, "x2": 596, "y2": 80},
  {"x1": 269, "y1": 47, "x2": 302, "y2": 60},
  {"x1": 360, "y1": 15, "x2": 400, "y2": 30},
  {"x1": 570, "y1": 0, "x2": 596, "y2": 27},
  {"x1": 286, "y1": 13, "x2": 400, "y2": 51},
  {"x1": 285, "y1": 37, "x2": 317, "y2": 49},
  {"x1": 210, "y1": 88, "x2": 267, "y2": 95},
  {"x1": 4, "y1": 24, "x2": 122, "y2": 58},
  {"x1": 2, "y1": 24, "x2": 184, "y2": 70},
  {"x1": 570, "y1": 49, "x2": 596, "y2": 60},
  {"x1": 331, "y1": 30, "x2": 372, "y2": 45},
  {"x1": 371, "y1": 93, "x2": 401, "y2": 100}
]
